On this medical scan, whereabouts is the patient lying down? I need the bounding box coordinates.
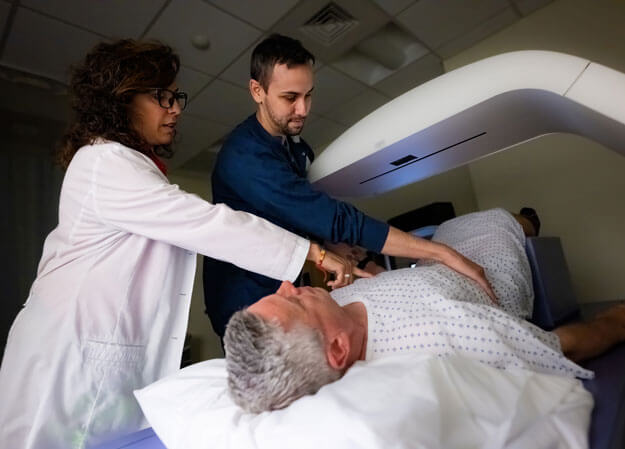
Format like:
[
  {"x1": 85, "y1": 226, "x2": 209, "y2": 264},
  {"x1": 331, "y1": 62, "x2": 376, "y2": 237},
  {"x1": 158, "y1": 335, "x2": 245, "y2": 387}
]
[{"x1": 224, "y1": 209, "x2": 625, "y2": 413}]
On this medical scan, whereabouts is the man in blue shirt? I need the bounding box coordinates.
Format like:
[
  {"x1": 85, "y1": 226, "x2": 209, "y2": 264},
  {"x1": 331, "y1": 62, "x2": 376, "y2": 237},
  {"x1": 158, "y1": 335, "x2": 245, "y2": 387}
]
[{"x1": 204, "y1": 34, "x2": 494, "y2": 338}]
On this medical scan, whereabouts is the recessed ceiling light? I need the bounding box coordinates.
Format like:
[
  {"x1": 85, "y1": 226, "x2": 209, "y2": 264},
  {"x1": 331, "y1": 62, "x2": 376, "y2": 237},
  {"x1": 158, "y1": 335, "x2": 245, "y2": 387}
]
[{"x1": 191, "y1": 34, "x2": 211, "y2": 51}]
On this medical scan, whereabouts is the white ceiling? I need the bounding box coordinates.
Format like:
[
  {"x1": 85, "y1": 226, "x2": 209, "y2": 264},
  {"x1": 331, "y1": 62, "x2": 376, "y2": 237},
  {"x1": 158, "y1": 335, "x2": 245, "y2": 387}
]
[{"x1": 0, "y1": 0, "x2": 553, "y2": 174}]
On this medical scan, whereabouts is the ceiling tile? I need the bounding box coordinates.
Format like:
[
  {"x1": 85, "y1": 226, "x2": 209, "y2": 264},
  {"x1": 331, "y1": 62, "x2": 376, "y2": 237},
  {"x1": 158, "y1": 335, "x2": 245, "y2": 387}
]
[
  {"x1": 324, "y1": 89, "x2": 390, "y2": 127},
  {"x1": 208, "y1": 0, "x2": 299, "y2": 30},
  {"x1": 301, "y1": 117, "x2": 346, "y2": 153},
  {"x1": 170, "y1": 114, "x2": 230, "y2": 168},
  {"x1": 332, "y1": 51, "x2": 393, "y2": 86},
  {"x1": 219, "y1": 35, "x2": 265, "y2": 88},
  {"x1": 372, "y1": 0, "x2": 416, "y2": 16},
  {"x1": 2, "y1": 7, "x2": 102, "y2": 83},
  {"x1": 146, "y1": 0, "x2": 261, "y2": 76},
  {"x1": 177, "y1": 66, "x2": 213, "y2": 99},
  {"x1": 186, "y1": 78, "x2": 255, "y2": 126},
  {"x1": 374, "y1": 52, "x2": 442, "y2": 98},
  {"x1": 513, "y1": 0, "x2": 553, "y2": 16},
  {"x1": 333, "y1": 22, "x2": 430, "y2": 86},
  {"x1": 20, "y1": 0, "x2": 166, "y2": 38},
  {"x1": 271, "y1": 0, "x2": 389, "y2": 63},
  {"x1": 436, "y1": 7, "x2": 519, "y2": 59},
  {"x1": 397, "y1": 0, "x2": 509, "y2": 50},
  {"x1": 356, "y1": 22, "x2": 430, "y2": 69},
  {"x1": 312, "y1": 66, "x2": 366, "y2": 115}
]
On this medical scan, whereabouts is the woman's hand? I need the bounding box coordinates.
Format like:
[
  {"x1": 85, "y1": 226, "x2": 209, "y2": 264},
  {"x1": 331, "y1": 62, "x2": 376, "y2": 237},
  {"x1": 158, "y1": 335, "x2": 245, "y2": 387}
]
[
  {"x1": 307, "y1": 243, "x2": 372, "y2": 289},
  {"x1": 440, "y1": 245, "x2": 498, "y2": 304}
]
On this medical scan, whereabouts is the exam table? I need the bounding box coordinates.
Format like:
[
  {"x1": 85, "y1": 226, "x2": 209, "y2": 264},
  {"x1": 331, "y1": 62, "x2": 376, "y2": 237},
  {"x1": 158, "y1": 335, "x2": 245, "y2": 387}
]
[{"x1": 95, "y1": 236, "x2": 625, "y2": 449}]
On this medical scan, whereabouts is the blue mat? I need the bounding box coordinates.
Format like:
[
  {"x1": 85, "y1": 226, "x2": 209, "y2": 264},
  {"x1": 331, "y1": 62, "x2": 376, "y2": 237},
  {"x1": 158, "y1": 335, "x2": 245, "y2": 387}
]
[{"x1": 94, "y1": 427, "x2": 165, "y2": 449}]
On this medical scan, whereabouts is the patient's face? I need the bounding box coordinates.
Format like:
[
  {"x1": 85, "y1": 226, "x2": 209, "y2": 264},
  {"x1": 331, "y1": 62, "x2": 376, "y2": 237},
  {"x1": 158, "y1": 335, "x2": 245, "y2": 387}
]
[{"x1": 248, "y1": 281, "x2": 347, "y2": 335}]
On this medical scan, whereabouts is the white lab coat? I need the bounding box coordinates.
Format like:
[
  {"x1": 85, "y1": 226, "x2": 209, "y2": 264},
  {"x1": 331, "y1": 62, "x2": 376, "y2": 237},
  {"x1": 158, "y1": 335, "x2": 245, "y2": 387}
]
[{"x1": 0, "y1": 141, "x2": 309, "y2": 449}]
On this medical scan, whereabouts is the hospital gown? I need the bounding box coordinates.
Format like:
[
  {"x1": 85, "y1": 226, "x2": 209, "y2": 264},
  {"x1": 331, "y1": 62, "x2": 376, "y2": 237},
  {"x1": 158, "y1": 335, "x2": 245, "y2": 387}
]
[{"x1": 331, "y1": 209, "x2": 593, "y2": 379}]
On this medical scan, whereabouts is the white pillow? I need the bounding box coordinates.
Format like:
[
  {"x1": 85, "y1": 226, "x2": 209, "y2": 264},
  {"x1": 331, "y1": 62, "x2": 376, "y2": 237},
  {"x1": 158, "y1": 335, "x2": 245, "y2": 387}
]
[{"x1": 135, "y1": 354, "x2": 592, "y2": 449}]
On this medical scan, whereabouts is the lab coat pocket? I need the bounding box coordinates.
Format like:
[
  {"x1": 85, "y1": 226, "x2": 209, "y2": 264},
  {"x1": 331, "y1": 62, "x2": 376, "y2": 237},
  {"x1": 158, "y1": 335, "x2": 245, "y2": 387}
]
[
  {"x1": 83, "y1": 340, "x2": 146, "y2": 368},
  {"x1": 81, "y1": 340, "x2": 148, "y2": 445}
]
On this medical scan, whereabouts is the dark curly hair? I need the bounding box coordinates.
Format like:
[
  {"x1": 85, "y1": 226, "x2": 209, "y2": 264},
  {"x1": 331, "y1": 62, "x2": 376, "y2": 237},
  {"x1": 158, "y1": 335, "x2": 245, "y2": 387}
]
[{"x1": 56, "y1": 39, "x2": 180, "y2": 169}]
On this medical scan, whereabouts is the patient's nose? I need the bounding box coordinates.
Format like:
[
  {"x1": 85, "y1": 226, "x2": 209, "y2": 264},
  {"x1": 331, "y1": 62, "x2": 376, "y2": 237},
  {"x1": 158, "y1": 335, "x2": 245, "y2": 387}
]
[{"x1": 277, "y1": 281, "x2": 299, "y2": 296}]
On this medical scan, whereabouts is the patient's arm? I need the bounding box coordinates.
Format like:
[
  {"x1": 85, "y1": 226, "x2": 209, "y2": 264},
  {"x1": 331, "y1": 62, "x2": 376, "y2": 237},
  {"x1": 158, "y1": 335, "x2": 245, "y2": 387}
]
[{"x1": 380, "y1": 226, "x2": 497, "y2": 303}]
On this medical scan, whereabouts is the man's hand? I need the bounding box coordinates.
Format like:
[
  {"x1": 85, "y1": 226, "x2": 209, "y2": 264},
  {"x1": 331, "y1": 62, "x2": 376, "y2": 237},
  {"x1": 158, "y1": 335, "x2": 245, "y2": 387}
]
[
  {"x1": 380, "y1": 227, "x2": 498, "y2": 304},
  {"x1": 441, "y1": 246, "x2": 498, "y2": 304}
]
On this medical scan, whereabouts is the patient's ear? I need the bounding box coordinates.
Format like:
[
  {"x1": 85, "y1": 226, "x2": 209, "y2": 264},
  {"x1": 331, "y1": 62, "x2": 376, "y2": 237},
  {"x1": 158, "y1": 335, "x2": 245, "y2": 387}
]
[{"x1": 326, "y1": 331, "x2": 350, "y2": 371}]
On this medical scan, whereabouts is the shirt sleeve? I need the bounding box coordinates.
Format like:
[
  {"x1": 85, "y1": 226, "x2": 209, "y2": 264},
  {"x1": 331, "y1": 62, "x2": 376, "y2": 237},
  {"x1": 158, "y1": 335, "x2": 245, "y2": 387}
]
[
  {"x1": 214, "y1": 137, "x2": 390, "y2": 252},
  {"x1": 88, "y1": 144, "x2": 309, "y2": 282}
]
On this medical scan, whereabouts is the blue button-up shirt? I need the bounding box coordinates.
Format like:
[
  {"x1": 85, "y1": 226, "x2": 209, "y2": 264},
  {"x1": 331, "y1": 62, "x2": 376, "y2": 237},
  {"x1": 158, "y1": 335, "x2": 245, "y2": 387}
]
[{"x1": 203, "y1": 114, "x2": 389, "y2": 337}]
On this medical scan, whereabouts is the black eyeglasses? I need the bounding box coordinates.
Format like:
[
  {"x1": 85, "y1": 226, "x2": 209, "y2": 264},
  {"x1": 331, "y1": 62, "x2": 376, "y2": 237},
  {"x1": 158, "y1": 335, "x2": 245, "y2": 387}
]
[{"x1": 151, "y1": 88, "x2": 188, "y2": 110}]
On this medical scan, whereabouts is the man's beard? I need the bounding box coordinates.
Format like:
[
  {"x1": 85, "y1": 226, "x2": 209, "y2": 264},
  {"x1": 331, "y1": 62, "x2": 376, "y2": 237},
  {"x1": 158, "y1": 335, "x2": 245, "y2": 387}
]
[{"x1": 267, "y1": 104, "x2": 305, "y2": 136}]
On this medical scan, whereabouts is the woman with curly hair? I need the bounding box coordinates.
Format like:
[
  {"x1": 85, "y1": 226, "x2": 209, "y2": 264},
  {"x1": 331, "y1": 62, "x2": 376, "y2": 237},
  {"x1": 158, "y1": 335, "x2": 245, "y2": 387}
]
[{"x1": 0, "y1": 39, "x2": 363, "y2": 449}]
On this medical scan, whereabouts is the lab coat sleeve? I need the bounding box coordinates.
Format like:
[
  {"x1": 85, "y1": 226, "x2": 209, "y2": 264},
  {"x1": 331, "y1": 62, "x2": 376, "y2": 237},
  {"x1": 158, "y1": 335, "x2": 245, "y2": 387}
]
[
  {"x1": 215, "y1": 138, "x2": 389, "y2": 251},
  {"x1": 88, "y1": 144, "x2": 309, "y2": 282}
]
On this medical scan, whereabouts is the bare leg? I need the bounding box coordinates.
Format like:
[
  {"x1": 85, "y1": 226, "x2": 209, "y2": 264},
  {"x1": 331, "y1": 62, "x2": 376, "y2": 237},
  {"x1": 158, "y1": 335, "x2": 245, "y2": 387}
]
[{"x1": 554, "y1": 304, "x2": 625, "y2": 362}]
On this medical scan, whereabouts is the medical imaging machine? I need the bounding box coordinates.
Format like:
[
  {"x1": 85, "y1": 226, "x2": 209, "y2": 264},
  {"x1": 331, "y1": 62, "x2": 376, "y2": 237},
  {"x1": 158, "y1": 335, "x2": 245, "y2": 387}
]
[
  {"x1": 98, "y1": 51, "x2": 625, "y2": 449},
  {"x1": 309, "y1": 50, "x2": 625, "y2": 197}
]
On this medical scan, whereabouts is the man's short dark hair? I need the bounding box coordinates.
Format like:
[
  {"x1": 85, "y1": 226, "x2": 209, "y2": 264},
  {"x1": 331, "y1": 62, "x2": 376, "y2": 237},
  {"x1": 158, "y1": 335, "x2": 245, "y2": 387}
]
[{"x1": 250, "y1": 34, "x2": 315, "y2": 90}]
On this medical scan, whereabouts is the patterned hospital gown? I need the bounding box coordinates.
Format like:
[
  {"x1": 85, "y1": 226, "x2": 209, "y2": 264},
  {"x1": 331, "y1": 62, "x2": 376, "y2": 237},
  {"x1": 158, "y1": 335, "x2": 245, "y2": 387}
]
[{"x1": 331, "y1": 209, "x2": 593, "y2": 379}]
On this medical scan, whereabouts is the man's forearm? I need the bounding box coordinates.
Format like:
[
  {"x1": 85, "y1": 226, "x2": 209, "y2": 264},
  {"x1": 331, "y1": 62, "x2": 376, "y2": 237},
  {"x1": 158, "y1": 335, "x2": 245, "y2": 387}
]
[
  {"x1": 380, "y1": 226, "x2": 451, "y2": 262},
  {"x1": 380, "y1": 226, "x2": 497, "y2": 302}
]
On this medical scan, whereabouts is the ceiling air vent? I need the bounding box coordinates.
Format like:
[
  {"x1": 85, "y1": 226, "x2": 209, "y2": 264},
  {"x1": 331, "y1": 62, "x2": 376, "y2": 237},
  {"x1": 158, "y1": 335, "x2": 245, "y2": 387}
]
[{"x1": 300, "y1": 2, "x2": 359, "y2": 47}]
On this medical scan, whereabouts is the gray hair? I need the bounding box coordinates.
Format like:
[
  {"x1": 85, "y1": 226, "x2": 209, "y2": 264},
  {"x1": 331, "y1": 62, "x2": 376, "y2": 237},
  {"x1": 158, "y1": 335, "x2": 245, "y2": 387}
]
[{"x1": 224, "y1": 310, "x2": 341, "y2": 413}]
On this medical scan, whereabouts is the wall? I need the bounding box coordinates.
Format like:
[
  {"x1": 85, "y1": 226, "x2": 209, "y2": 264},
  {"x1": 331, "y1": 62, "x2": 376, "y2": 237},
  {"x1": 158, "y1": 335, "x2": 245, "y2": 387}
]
[
  {"x1": 445, "y1": 0, "x2": 625, "y2": 303},
  {"x1": 351, "y1": 165, "x2": 478, "y2": 220}
]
